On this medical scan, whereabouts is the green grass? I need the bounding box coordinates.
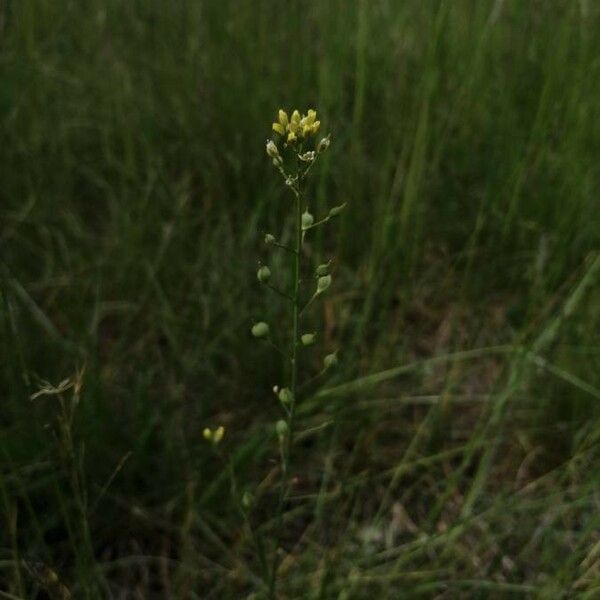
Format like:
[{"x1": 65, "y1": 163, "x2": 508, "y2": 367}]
[{"x1": 1, "y1": 0, "x2": 600, "y2": 597}]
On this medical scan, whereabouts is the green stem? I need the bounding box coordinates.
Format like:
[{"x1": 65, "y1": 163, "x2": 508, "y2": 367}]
[
  {"x1": 269, "y1": 185, "x2": 302, "y2": 599},
  {"x1": 289, "y1": 186, "x2": 302, "y2": 477}
]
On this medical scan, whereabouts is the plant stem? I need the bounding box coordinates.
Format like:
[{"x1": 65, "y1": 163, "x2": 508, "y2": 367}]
[
  {"x1": 269, "y1": 184, "x2": 302, "y2": 599},
  {"x1": 288, "y1": 185, "x2": 302, "y2": 476}
]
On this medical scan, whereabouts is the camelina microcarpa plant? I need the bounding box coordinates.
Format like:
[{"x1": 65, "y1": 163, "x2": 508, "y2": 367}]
[{"x1": 252, "y1": 108, "x2": 344, "y2": 597}]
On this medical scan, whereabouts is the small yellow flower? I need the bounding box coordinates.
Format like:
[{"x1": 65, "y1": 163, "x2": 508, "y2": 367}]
[
  {"x1": 213, "y1": 426, "x2": 225, "y2": 443},
  {"x1": 278, "y1": 109, "x2": 289, "y2": 128},
  {"x1": 269, "y1": 108, "x2": 325, "y2": 149},
  {"x1": 203, "y1": 425, "x2": 225, "y2": 445}
]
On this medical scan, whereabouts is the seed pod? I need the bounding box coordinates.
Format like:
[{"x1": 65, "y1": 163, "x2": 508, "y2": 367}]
[
  {"x1": 316, "y1": 275, "x2": 332, "y2": 294},
  {"x1": 203, "y1": 428, "x2": 212, "y2": 441},
  {"x1": 276, "y1": 419, "x2": 288, "y2": 441},
  {"x1": 316, "y1": 262, "x2": 330, "y2": 276},
  {"x1": 257, "y1": 265, "x2": 271, "y2": 283},
  {"x1": 324, "y1": 352, "x2": 338, "y2": 369},
  {"x1": 302, "y1": 209, "x2": 314, "y2": 230},
  {"x1": 328, "y1": 203, "x2": 346, "y2": 217},
  {"x1": 251, "y1": 322, "x2": 269, "y2": 338},
  {"x1": 242, "y1": 490, "x2": 254, "y2": 509},
  {"x1": 278, "y1": 387, "x2": 294, "y2": 405},
  {"x1": 264, "y1": 233, "x2": 276, "y2": 245},
  {"x1": 301, "y1": 333, "x2": 316, "y2": 346}
]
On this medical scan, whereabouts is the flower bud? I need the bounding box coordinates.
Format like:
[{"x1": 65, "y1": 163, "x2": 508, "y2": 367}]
[
  {"x1": 328, "y1": 203, "x2": 346, "y2": 217},
  {"x1": 276, "y1": 419, "x2": 288, "y2": 441},
  {"x1": 301, "y1": 333, "x2": 316, "y2": 346},
  {"x1": 264, "y1": 233, "x2": 276, "y2": 245},
  {"x1": 266, "y1": 139, "x2": 279, "y2": 159},
  {"x1": 257, "y1": 265, "x2": 271, "y2": 283},
  {"x1": 317, "y1": 135, "x2": 331, "y2": 153},
  {"x1": 251, "y1": 321, "x2": 270, "y2": 338},
  {"x1": 278, "y1": 109, "x2": 289, "y2": 128},
  {"x1": 316, "y1": 274, "x2": 332, "y2": 294},
  {"x1": 302, "y1": 209, "x2": 314, "y2": 230},
  {"x1": 278, "y1": 387, "x2": 294, "y2": 405},
  {"x1": 324, "y1": 352, "x2": 338, "y2": 369},
  {"x1": 203, "y1": 427, "x2": 212, "y2": 441}
]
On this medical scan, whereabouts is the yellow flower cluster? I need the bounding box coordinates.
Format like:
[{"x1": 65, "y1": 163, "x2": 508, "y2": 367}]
[
  {"x1": 203, "y1": 425, "x2": 225, "y2": 445},
  {"x1": 272, "y1": 109, "x2": 320, "y2": 144}
]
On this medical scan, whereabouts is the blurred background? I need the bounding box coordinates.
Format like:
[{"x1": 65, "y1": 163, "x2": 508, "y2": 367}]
[{"x1": 1, "y1": 0, "x2": 600, "y2": 597}]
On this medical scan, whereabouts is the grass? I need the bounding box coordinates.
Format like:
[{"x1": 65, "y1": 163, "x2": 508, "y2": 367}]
[{"x1": 1, "y1": 0, "x2": 600, "y2": 597}]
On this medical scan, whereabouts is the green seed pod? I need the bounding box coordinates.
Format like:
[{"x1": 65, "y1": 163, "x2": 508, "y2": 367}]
[
  {"x1": 251, "y1": 321, "x2": 269, "y2": 338},
  {"x1": 316, "y1": 274, "x2": 332, "y2": 294},
  {"x1": 257, "y1": 265, "x2": 271, "y2": 283},
  {"x1": 264, "y1": 233, "x2": 276, "y2": 245},
  {"x1": 328, "y1": 203, "x2": 346, "y2": 217},
  {"x1": 302, "y1": 209, "x2": 314, "y2": 230},
  {"x1": 316, "y1": 262, "x2": 330, "y2": 276},
  {"x1": 242, "y1": 490, "x2": 254, "y2": 509},
  {"x1": 324, "y1": 352, "x2": 338, "y2": 369},
  {"x1": 276, "y1": 419, "x2": 288, "y2": 440},
  {"x1": 278, "y1": 387, "x2": 294, "y2": 405},
  {"x1": 301, "y1": 333, "x2": 316, "y2": 346}
]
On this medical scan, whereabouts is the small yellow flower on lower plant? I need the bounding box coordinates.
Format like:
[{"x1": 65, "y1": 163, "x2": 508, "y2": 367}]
[
  {"x1": 213, "y1": 426, "x2": 225, "y2": 443},
  {"x1": 203, "y1": 426, "x2": 225, "y2": 445}
]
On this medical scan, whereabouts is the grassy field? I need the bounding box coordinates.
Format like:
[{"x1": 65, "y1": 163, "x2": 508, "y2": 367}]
[{"x1": 2, "y1": 0, "x2": 600, "y2": 597}]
